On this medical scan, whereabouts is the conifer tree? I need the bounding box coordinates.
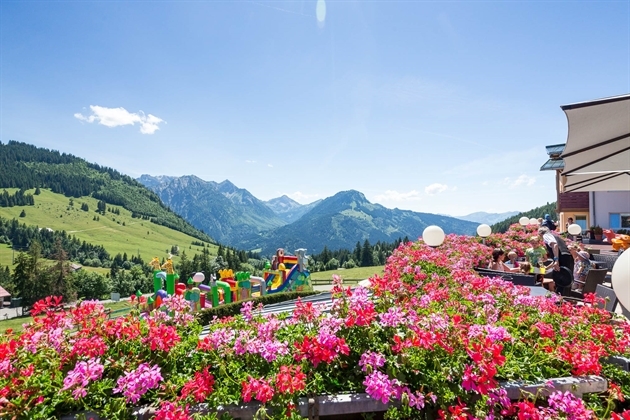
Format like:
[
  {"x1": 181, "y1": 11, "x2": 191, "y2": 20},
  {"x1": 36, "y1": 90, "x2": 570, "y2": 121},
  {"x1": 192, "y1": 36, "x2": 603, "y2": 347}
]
[
  {"x1": 353, "y1": 241, "x2": 362, "y2": 266},
  {"x1": 49, "y1": 238, "x2": 75, "y2": 302},
  {"x1": 361, "y1": 239, "x2": 374, "y2": 267}
]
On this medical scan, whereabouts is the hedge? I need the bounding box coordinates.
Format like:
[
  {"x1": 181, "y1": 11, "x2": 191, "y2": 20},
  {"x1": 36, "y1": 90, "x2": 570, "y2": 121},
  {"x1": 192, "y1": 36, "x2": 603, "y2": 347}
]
[{"x1": 195, "y1": 291, "x2": 320, "y2": 324}]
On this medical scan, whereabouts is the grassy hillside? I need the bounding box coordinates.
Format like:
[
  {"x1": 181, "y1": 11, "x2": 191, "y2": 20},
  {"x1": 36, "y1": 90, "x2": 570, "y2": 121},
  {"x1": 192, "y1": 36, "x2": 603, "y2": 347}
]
[
  {"x1": 0, "y1": 141, "x2": 213, "y2": 243},
  {"x1": 0, "y1": 188, "x2": 216, "y2": 269}
]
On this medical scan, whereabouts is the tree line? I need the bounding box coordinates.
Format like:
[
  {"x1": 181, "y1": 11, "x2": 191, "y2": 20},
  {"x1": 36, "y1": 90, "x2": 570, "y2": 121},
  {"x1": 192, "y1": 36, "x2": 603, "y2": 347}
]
[
  {"x1": 0, "y1": 215, "x2": 111, "y2": 266},
  {"x1": 308, "y1": 237, "x2": 411, "y2": 271},
  {"x1": 0, "y1": 239, "x2": 262, "y2": 308},
  {"x1": 0, "y1": 188, "x2": 35, "y2": 207},
  {"x1": 490, "y1": 202, "x2": 557, "y2": 233}
]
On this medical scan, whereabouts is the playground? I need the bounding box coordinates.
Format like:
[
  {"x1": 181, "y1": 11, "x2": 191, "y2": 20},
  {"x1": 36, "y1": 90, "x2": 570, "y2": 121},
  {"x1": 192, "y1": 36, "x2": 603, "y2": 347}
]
[{"x1": 134, "y1": 248, "x2": 312, "y2": 314}]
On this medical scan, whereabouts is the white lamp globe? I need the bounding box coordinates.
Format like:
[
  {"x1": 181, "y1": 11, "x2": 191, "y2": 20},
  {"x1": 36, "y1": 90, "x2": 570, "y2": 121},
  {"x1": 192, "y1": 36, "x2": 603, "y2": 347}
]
[
  {"x1": 529, "y1": 218, "x2": 539, "y2": 225},
  {"x1": 423, "y1": 225, "x2": 445, "y2": 247},
  {"x1": 477, "y1": 224, "x2": 492, "y2": 238},
  {"x1": 567, "y1": 224, "x2": 582, "y2": 236},
  {"x1": 519, "y1": 217, "x2": 530, "y2": 226},
  {"x1": 612, "y1": 250, "x2": 630, "y2": 311},
  {"x1": 193, "y1": 272, "x2": 205, "y2": 283}
]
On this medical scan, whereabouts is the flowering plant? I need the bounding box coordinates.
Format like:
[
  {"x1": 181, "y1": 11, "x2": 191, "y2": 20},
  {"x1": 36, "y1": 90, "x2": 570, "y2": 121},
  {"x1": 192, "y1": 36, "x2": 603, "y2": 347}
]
[{"x1": 1, "y1": 232, "x2": 629, "y2": 419}]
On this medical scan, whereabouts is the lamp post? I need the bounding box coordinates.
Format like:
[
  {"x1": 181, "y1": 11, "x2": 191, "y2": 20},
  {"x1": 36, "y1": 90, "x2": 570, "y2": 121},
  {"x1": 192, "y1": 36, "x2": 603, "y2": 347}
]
[
  {"x1": 567, "y1": 223, "x2": 582, "y2": 235},
  {"x1": 611, "y1": 249, "x2": 630, "y2": 313},
  {"x1": 422, "y1": 225, "x2": 445, "y2": 247},
  {"x1": 529, "y1": 218, "x2": 539, "y2": 226},
  {"x1": 519, "y1": 217, "x2": 530, "y2": 226},
  {"x1": 477, "y1": 224, "x2": 491, "y2": 245}
]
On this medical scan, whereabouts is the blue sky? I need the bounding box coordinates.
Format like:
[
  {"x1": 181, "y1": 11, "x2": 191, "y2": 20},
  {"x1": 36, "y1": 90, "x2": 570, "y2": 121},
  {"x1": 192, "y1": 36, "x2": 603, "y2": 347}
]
[{"x1": 1, "y1": 0, "x2": 629, "y2": 216}]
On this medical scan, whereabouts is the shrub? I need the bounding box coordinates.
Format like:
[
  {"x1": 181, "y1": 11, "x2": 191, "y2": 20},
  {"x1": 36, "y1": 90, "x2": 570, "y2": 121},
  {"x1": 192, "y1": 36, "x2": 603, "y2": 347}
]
[{"x1": 196, "y1": 290, "x2": 319, "y2": 324}]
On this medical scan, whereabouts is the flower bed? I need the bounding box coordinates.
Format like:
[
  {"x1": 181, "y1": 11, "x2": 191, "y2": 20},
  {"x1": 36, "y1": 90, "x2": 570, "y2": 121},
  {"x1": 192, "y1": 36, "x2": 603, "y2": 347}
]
[{"x1": 1, "y1": 225, "x2": 630, "y2": 419}]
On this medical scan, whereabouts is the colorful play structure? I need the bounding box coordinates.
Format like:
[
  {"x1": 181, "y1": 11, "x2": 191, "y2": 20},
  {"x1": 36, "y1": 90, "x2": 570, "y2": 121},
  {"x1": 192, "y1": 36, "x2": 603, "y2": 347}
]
[
  {"x1": 135, "y1": 249, "x2": 311, "y2": 313},
  {"x1": 603, "y1": 229, "x2": 630, "y2": 252},
  {"x1": 263, "y1": 248, "x2": 311, "y2": 293}
]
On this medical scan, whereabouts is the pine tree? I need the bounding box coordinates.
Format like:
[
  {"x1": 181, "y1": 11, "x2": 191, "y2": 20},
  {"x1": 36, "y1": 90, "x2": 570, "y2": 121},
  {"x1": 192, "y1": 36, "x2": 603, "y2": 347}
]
[
  {"x1": 217, "y1": 244, "x2": 225, "y2": 259},
  {"x1": 19, "y1": 209, "x2": 26, "y2": 217},
  {"x1": 0, "y1": 266, "x2": 13, "y2": 295},
  {"x1": 177, "y1": 251, "x2": 194, "y2": 280},
  {"x1": 199, "y1": 247, "x2": 214, "y2": 277},
  {"x1": 361, "y1": 239, "x2": 374, "y2": 267},
  {"x1": 353, "y1": 241, "x2": 362, "y2": 266},
  {"x1": 49, "y1": 238, "x2": 75, "y2": 302},
  {"x1": 321, "y1": 246, "x2": 331, "y2": 265},
  {"x1": 13, "y1": 241, "x2": 51, "y2": 306}
]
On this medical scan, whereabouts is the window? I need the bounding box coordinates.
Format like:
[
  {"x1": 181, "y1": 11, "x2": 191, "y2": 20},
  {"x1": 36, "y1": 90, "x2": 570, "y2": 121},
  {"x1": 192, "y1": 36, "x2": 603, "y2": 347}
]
[
  {"x1": 610, "y1": 213, "x2": 630, "y2": 229},
  {"x1": 575, "y1": 215, "x2": 587, "y2": 231}
]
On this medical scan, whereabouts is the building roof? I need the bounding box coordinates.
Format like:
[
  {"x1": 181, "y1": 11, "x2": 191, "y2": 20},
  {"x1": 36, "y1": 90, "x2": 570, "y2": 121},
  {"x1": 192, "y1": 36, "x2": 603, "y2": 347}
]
[
  {"x1": 545, "y1": 144, "x2": 565, "y2": 157},
  {"x1": 540, "y1": 158, "x2": 565, "y2": 171},
  {"x1": 541, "y1": 143, "x2": 566, "y2": 171},
  {"x1": 0, "y1": 286, "x2": 10, "y2": 299}
]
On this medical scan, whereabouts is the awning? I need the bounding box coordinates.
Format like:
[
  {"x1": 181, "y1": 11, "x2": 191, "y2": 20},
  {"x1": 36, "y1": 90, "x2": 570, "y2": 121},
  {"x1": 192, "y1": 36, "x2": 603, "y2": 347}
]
[
  {"x1": 560, "y1": 94, "x2": 630, "y2": 184},
  {"x1": 562, "y1": 171, "x2": 630, "y2": 192},
  {"x1": 0, "y1": 286, "x2": 10, "y2": 299}
]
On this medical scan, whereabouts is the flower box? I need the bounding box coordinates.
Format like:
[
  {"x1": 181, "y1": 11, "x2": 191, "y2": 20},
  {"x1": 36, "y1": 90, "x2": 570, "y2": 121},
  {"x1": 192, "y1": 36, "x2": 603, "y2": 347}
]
[
  {"x1": 62, "y1": 375, "x2": 608, "y2": 420},
  {"x1": 605, "y1": 355, "x2": 630, "y2": 371},
  {"x1": 7, "y1": 226, "x2": 630, "y2": 420}
]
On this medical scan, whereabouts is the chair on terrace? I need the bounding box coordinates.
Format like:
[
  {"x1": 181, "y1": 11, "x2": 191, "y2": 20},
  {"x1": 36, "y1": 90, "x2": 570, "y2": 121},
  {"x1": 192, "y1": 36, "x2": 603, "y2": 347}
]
[
  {"x1": 565, "y1": 268, "x2": 608, "y2": 299},
  {"x1": 591, "y1": 254, "x2": 619, "y2": 271},
  {"x1": 594, "y1": 284, "x2": 619, "y2": 312},
  {"x1": 561, "y1": 284, "x2": 629, "y2": 318}
]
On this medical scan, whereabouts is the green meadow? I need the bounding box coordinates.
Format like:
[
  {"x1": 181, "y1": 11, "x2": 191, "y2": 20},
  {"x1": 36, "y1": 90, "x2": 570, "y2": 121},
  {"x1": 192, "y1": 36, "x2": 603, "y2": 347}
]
[
  {"x1": 309, "y1": 265, "x2": 384, "y2": 284},
  {"x1": 0, "y1": 188, "x2": 217, "y2": 269},
  {"x1": 0, "y1": 300, "x2": 134, "y2": 333}
]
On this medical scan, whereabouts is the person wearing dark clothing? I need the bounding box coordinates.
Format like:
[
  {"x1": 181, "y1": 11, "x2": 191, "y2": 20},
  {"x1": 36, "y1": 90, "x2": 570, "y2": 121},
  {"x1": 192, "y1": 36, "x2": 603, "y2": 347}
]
[
  {"x1": 541, "y1": 214, "x2": 557, "y2": 231},
  {"x1": 538, "y1": 226, "x2": 574, "y2": 294}
]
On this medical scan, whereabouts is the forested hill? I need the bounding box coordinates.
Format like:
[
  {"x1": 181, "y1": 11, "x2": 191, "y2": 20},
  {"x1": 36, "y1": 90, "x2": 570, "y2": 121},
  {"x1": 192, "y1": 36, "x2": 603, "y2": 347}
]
[
  {"x1": 491, "y1": 202, "x2": 557, "y2": 233},
  {"x1": 0, "y1": 141, "x2": 213, "y2": 243}
]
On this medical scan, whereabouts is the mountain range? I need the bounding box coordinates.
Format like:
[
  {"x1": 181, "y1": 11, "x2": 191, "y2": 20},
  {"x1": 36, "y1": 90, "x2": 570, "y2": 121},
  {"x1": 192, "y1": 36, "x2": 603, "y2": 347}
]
[
  {"x1": 456, "y1": 211, "x2": 520, "y2": 226},
  {"x1": 138, "y1": 175, "x2": 482, "y2": 255}
]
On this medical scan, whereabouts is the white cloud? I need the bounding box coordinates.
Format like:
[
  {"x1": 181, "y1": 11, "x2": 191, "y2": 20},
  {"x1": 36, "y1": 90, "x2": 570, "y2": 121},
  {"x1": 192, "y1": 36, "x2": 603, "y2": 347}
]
[
  {"x1": 74, "y1": 105, "x2": 165, "y2": 134},
  {"x1": 374, "y1": 190, "x2": 422, "y2": 202},
  {"x1": 424, "y1": 183, "x2": 448, "y2": 195},
  {"x1": 245, "y1": 160, "x2": 257, "y2": 164},
  {"x1": 503, "y1": 174, "x2": 536, "y2": 189},
  {"x1": 267, "y1": 163, "x2": 274, "y2": 168}
]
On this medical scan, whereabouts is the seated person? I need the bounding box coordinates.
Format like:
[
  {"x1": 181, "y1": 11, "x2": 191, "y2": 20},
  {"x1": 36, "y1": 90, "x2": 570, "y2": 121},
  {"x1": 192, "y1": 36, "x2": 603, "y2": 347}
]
[
  {"x1": 505, "y1": 251, "x2": 520, "y2": 268},
  {"x1": 525, "y1": 236, "x2": 548, "y2": 270},
  {"x1": 525, "y1": 236, "x2": 555, "y2": 289},
  {"x1": 518, "y1": 261, "x2": 532, "y2": 274},
  {"x1": 540, "y1": 276, "x2": 556, "y2": 292},
  {"x1": 488, "y1": 248, "x2": 520, "y2": 273},
  {"x1": 520, "y1": 260, "x2": 556, "y2": 291},
  {"x1": 569, "y1": 246, "x2": 594, "y2": 291}
]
